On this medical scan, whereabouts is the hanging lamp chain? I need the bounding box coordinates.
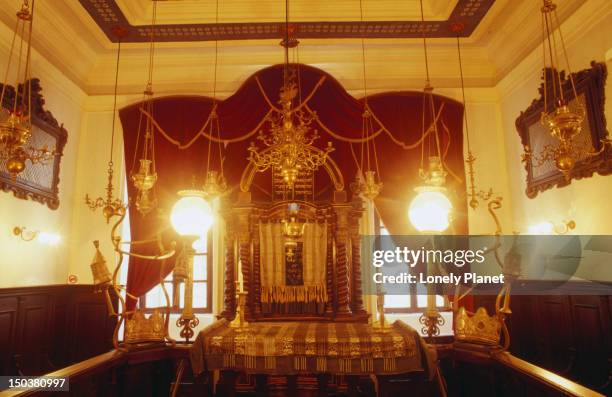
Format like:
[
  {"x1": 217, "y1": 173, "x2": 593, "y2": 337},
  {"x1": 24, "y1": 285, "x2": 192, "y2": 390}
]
[{"x1": 418, "y1": 0, "x2": 443, "y2": 182}]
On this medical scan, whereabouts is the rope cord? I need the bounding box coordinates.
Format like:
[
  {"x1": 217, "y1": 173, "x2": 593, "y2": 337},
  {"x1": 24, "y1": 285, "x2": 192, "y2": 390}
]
[
  {"x1": 543, "y1": 11, "x2": 557, "y2": 104},
  {"x1": 359, "y1": 0, "x2": 369, "y2": 176},
  {"x1": 109, "y1": 39, "x2": 122, "y2": 169},
  {"x1": 24, "y1": 0, "x2": 34, "y2": 123},
  {"x1": 548, "y1": 10, "x2": 564, "y2": 103},
  {"x1": 131, "y1": 1, "x2": 158, "y2": 176},
  {"x1": 553, "y1": 10, "x2": 579, "y2": 102},
  {"x1": 14, "y1": 18, "x2": 25, "y2": 113},
  {"x1": 419, "y1": 0, "x2": 431, "y2": 84},
  {"x1": 141, "y1": 100, "x2": 446, "y2": 151},
  {"x1": 541, "y1": 11, "x2": 548, "y2": 113},
  {"x1": 139, "y1": 106, "x2": 272, "y2": 148},
  {"x1": 214, "y1": 0, "x2": 225, "y2": 179},
  {"x1": 283, "y1": 0, "x2": 289, "y2": 86},
  {"x1": 205, "y1": 0, "x2": 221, "y2": 175},
  {"x1": 419, "y1": 0, "x2": 442, "y2": 169},
  {"x1": 359, "y1": 0, "x2": 368, "y2": 104},
  {"x1": 0, "y1": 17, "x2": 20, "y2": 107},
  {"x1": 456, "y1": 35, "x2": 470, "y2": 154},
  {"x1": 147, "y1": 1, "x2": 157, "y2": 88},
  {"x1": 296, "y1": 45, "x2": 303, "y2": 105}
]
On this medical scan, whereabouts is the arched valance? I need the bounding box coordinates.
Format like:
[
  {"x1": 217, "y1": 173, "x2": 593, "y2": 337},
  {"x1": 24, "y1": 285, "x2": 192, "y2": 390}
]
[{"x1": 119, "y1": 64, "x2": 467, "y2": 310}]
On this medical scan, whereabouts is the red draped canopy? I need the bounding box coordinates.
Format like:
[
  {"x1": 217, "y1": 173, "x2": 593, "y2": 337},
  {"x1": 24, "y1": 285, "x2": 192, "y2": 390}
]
[{"x1": 119, "y1": 64, "x2": 467, "y2": 309}]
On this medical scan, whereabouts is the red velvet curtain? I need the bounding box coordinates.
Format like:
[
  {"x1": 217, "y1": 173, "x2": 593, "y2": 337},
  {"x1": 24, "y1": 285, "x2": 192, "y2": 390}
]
[{"x1": 120, "y1": 64, "x2": 467, "y2": 309}]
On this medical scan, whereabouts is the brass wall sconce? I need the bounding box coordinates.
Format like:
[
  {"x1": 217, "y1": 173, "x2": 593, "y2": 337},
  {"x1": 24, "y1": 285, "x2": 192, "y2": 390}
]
[
  {"x1": 13, "y1": 226, "x2": 60, "y2": 245},
  {"x1": 528, "y1": 220, "x2": 576, "y2": 235}
]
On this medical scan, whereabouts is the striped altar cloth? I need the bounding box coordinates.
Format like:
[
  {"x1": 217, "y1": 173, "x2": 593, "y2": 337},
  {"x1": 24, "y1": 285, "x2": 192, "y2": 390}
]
[{"x1": 190, "y1": 320, "x2": 436, "y2": 377}]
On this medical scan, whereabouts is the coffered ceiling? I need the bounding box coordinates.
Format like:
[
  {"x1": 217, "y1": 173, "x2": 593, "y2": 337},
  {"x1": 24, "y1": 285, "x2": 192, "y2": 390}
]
[{"x1": 0, "y1": 0, "x2": 593, "y2": 96}]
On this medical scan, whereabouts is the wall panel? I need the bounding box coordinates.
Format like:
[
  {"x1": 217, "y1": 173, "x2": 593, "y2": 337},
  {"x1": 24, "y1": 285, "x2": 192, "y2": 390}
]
[{"x1": 0, "y1": 285, "x2": 116, "y2": 376}]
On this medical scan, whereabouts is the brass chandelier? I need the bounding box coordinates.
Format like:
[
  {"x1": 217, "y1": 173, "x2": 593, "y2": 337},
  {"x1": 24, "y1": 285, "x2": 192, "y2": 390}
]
[
  {"x1": 524, "y1": 0, "x2": 610, "y2": 179},
  {"x1": 85, "y1": 28, "x2": 127, "y2": 223},
  {"x1": 247, "y1": 0, "x2": 333, "y2": 190},
  {"x1": 451, "y1": 23, "x2": 493, "y2": 210},
  {"x1": 0, "y1": 0, "x2": 56, "y2": 180}
]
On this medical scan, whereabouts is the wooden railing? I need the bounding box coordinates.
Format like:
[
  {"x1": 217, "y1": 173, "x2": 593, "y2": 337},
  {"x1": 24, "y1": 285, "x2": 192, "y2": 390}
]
[
  {"x1": 0, "y1": 344, "x2": 605, "y2": 397},
  {"x1": 493, "y1": 351, "x2": 605, "y2": 397}
]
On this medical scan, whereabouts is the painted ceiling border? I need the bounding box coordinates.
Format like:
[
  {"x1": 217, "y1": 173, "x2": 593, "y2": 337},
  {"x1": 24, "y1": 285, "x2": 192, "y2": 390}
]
[{"x1": 78, "y1": 0, "x2": 495, "y2": 42}]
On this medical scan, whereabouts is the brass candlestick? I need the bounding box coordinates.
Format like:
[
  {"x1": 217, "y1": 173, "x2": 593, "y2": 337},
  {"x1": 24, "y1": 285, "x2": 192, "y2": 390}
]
[
  {"x1": 176, "y1": 236, "x2": 200, "y2": 342},
  {"x1": 230, "y1": 281, "x2": 249, "y2": 331}
]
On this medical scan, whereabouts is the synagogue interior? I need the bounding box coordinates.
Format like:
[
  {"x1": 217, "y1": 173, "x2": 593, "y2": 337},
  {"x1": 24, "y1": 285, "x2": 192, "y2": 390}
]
[{"x1": 0, "y1": 0, "x2": 611, "y2": 396}]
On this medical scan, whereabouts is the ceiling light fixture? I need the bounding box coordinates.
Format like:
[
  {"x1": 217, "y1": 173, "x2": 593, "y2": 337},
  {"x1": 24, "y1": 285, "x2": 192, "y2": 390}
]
[
  {"x1": 0, "y1": 0, "x2": 57, "y2": 180},
  {"x1": 201, "y1": 0, "x2": 227, "y2": 199},
  {"x1": 523, "y1": 0, "x2": 610, "y2": 179},
  {"x1": 130, "y1": 1, "x2": 159, "y2": 216},
  {"x1": 450, "y1": 23, "x2": 493, "y2": 210},
  {"x1": 350, "y1": 0, "x2": 383, "y2": 201},
  {"x1": 408, "y1": 0, "x2": 452, "y2": 234},
  {"x1": 84, "y1": 28, "x2": 128, "y2": 223},
  {"x1": 247, "y1": 0, "x2": 334, "y2": 191}
]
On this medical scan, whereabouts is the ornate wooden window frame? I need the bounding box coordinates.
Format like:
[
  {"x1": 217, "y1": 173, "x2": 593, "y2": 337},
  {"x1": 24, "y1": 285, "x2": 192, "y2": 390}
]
[
  {"x1": 0, "y1": 79, "x2": 68, "y2": 209},
  {"x1": 516, "y1": 61, "x2": 610, "y2": 198}
]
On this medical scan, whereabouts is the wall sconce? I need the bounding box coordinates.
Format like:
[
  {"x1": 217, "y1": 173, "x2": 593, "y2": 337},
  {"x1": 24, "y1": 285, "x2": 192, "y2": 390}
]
[
  {"x1": 527, "y1": 220, "x2": 576, "y2": 235},
  {"x1": 13, "y1": 226, "x2": 61, "y2": 245}
]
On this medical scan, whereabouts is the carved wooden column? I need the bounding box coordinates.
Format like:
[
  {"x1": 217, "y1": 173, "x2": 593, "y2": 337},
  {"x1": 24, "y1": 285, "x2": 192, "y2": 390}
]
[
  {"x1": 334, "y1": 205, "x2": 352, "y2": 318},
  {"x1": 350, "y1": 198, "x2": 366, "y2": 316},
  {"x1": 220, "y1": 219, "x2": 236, "y2": 320},
  {"x1": 325, "y1": 212, "x2": 335, "y2": 316},
  {"x1": 236, "y1": 208, "x2": 252, "y2": 319},
  {"x1": 251, "y1": 209, "x2": 262, "y2": 317}
]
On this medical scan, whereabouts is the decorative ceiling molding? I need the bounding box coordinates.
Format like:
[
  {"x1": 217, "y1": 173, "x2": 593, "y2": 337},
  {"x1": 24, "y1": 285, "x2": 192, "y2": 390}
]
[{"x1": 78, "y1": 0, "x2": 495, "y2": 42}]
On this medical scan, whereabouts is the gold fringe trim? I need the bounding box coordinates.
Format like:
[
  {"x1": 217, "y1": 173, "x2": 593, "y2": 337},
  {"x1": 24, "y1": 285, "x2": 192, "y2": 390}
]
[
  {"x1": 294, "y1": 356, "x2": 307, "y2": 371},
  {"x1": 383, "y1": 357, "x2": 396, "y2": 372},
  {"x1": 223, "y1": 354, "x2": 235, "y2": 367},
  {"x1": 245, "y1": 355, "x2": 257, "y2": 369},
  {"x1": 260, "y1": 285, "x2": 327, "y2": 303},
  {"x1": 339, "y1": 358, "x2": 352, "y2": 373},
  {"x1": 316, "y1": 357, "x2": 327, "y2": 372},
  {"x1": 264, "y1": 356, "x2": 276, "y2": 370},
  {"x1": 361, "y1": 358, "x2": 373, "y2": 373}
]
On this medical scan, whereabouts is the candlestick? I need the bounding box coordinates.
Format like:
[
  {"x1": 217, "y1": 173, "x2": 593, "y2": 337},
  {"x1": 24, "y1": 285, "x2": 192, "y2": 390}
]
[
  {"x1": 238, "y1": 252, "x2": 243, "y2": 292},
  {"x1": 184, "y1": 244, "x2": 194, "y2": 317}
]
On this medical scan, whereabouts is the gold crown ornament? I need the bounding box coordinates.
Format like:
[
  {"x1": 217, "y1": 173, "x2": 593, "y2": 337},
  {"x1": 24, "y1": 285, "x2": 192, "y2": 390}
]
[
  {"x1": 124, "y1": 309, "x2": 165, "y2": 344},
  {"x1": 454, "y1": 306, "x2": 502, "y2": 346}
]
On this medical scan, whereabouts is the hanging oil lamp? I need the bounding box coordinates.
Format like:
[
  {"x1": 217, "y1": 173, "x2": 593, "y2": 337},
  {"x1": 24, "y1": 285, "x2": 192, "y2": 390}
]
[
  {"x1": 0, "y1": 0, "x2": 57, "y2": 180},
  {"x1": 130, "y1": 3, "x2": 159, "y2": 215}
]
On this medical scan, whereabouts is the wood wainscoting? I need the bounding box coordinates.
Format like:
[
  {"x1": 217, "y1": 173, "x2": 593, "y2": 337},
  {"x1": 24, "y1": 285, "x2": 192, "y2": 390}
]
[
  {"x1": 0, "y1": 285, "x2": 117, "y2": 376},
  {"x1": 473, "y1": 282, "x2": 612, "y2": 395}
]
